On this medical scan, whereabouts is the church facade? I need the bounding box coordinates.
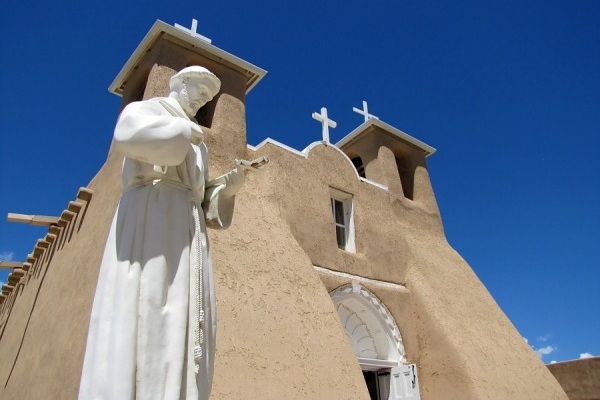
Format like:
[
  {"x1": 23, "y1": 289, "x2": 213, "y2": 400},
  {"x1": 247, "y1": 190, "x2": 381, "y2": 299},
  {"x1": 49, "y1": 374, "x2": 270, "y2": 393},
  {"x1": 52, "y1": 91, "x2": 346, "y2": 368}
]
[{"x1": 0, "y1": 20, "x2": 568, "y2": 399}]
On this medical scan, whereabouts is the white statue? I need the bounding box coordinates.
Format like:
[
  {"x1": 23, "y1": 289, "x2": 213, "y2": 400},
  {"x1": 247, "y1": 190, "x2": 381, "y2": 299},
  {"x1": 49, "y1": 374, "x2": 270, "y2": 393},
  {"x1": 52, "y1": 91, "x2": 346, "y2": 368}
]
[{"x1": 79, "y1": 66, "x2": 247, "y2": 400}]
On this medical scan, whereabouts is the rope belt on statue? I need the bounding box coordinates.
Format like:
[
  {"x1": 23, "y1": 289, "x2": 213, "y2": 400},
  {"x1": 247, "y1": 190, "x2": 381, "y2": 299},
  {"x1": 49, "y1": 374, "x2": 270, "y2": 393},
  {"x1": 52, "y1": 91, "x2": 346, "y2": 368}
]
[
  {"x1": 191, "y1": 203, "x2": 204, "y2": 373},
  {"x1": 123, "y1": 177, "x2": 205, "y2": 373}
]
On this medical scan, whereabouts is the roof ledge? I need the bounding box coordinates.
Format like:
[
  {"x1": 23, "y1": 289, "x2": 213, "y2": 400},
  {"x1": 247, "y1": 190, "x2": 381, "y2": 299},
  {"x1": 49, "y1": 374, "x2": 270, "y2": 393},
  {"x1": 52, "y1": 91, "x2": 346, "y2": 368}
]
[{"x1": 109, "y1": 20, "x2": 267, "y2": 97}]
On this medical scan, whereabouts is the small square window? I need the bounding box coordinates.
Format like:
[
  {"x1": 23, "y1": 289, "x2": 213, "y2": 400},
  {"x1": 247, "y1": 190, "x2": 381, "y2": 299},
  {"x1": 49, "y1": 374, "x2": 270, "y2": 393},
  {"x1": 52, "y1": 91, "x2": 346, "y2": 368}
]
[{"x1": 330, "y1": 188, "x2": 355, "y2": 252}]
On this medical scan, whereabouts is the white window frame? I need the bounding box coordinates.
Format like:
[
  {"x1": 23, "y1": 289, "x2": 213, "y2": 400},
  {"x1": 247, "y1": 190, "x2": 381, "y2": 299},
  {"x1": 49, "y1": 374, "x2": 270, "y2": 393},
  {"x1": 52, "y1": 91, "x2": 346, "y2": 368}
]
[{"x1": 330, "y1": 188, "x2": 355, "y2": 252}]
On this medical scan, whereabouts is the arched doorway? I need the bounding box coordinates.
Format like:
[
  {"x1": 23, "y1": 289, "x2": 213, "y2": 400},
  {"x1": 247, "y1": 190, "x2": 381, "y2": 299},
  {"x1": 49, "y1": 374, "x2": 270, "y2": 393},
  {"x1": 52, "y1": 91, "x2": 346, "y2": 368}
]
[{"x1": 330, "y1": 282, "x2": 420, "y2": 399}]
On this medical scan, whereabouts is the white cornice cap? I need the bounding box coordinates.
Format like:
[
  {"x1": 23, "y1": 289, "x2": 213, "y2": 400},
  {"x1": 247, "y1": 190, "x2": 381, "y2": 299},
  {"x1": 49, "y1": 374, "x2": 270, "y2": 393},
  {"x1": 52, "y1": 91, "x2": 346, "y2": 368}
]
[
  {"x1": 335, "y1": 118, "x2": 436, "y2": 157},
  {"x1": 109, "y1": 20, "x2": 267, "y2": 97}
]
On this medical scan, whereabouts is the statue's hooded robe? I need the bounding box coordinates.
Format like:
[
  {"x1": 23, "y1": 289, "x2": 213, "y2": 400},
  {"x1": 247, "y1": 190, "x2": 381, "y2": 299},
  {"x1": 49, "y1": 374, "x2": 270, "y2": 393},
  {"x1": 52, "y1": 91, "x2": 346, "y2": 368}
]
[{"x1": 79, "y1": 96, "x2": 234, "y2": 400}]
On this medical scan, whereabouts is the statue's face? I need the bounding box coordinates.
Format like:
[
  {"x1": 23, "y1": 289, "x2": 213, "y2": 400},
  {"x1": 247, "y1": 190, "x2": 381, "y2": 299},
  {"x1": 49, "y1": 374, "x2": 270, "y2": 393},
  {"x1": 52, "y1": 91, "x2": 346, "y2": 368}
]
[{"x1": 177, "y1": 78, "x2": 217, "y2": 118}]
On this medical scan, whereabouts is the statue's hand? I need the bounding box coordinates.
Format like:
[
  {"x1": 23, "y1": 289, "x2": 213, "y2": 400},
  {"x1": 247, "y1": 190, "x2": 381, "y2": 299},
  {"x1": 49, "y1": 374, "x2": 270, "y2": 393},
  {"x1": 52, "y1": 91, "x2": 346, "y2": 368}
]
[
  {"x1": 220, "y1": 167, "x2": 246, "y2": 197},
  {"x1": 235, "y1": 157, "x2": 269, "y2": 171},
  {"x1": 190, "y1": 123, "x2": 204, "y2": 145}
]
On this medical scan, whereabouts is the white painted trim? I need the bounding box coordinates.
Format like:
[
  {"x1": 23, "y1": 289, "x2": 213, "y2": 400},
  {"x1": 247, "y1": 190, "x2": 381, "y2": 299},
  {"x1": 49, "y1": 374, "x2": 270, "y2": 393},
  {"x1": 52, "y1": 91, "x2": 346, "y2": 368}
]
[
  {"x1": 358, "y1": 358, "x2": 399, "y2": 371},
  {"x1": 390, "y1": 365, "x2": 421, "y2": 399},
  {"x1": 335, "y1": 118, "x2": 436, "y2": 157},
  {"x1": 247, "y1": 138, "x2": 306, "y2": 158},
  {"x1": 330, "y1": 282, "x2": 407, "y2": 364},
  {"x1": 302, "y1": 140, "x2": 330, "y2": 155},
  {"x1": 109, "y1": 20, "x2": 267, "y2": 96},
  {"x1": 359, "y1": 177, "x2": 388, "y2": 191},
  {"x1": 314, "y1": 265, "x2": 408, "y2": 291}
]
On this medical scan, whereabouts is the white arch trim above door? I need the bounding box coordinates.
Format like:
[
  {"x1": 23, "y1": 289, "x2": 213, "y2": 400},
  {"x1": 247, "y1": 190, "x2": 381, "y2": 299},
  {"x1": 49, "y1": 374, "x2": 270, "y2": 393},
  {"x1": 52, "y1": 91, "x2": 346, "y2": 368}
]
[{"x1": 330, "y1": 281, "x2": 407, "y2": 365}]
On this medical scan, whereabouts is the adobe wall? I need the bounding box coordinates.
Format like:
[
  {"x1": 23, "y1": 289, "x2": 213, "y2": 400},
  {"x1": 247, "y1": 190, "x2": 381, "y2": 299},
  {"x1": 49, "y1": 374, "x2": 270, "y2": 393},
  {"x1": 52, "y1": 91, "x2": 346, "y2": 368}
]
[
  {"x1": 548, "y1": 357, "x2": 600, "y2": 400},
  {"x1": 241, "y1": 139, "x2": 568, "y2": 399},
  {"x1": 206, "y1": 160, "x2": 369, "y2": 399},
  {"x1": 0, "y1": 147, "x2": 122, "y2": 399}
]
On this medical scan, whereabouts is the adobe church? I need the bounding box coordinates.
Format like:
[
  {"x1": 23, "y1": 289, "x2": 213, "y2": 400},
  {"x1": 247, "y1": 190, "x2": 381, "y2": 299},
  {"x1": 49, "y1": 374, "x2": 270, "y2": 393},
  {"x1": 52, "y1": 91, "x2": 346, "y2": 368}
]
[{"x1": 0, "y1": 20, "x2": 568, "y2": 399}]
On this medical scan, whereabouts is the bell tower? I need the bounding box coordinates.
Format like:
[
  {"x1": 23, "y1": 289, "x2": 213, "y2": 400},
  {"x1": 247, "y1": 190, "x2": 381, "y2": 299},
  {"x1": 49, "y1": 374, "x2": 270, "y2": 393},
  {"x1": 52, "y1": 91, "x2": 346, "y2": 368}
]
[{"x1": 109, "y1": 19, "x2": 266, "y2": 172}]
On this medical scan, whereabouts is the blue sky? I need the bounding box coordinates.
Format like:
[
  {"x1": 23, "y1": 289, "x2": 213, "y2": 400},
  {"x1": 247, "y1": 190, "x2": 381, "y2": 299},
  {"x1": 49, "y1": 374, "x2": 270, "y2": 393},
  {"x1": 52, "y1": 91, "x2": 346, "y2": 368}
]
[{"x1": 1, "y1": 1, "x2": 598, "y2": 364}]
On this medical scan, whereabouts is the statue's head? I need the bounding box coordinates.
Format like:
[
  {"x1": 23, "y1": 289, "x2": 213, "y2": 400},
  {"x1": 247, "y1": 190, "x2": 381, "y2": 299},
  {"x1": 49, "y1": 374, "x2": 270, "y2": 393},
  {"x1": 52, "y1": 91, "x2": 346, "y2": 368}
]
[{"x1": 170, "y1": 66, "x2": 221, "y2": 118}]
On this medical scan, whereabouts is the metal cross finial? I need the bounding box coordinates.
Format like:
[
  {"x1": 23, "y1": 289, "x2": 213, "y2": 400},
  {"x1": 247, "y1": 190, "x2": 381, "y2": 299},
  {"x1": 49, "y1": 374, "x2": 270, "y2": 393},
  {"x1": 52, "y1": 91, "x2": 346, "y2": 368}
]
[
  {"x1": 353, "y1": 100, "x2": 379, "y2": 122},
  {"x1": 312, "y1": 107, "x2": 337, "y2": 143},
  {"x1": 174, "y1": 19, "x2": 212, "y2": 43}
]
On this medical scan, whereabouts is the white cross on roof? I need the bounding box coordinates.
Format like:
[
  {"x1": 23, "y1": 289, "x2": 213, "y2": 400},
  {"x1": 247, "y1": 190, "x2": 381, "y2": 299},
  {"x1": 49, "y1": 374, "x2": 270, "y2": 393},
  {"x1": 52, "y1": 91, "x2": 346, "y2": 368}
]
[
  {"x1": 312, "y1": 107, "x2": 337, "y2": 143},
  {"x1": 353, "y1": 100, "x2": 379, "y2": 122},
  {"x1": 174, "y1": 18, "x2": 212, "y2": 43}
]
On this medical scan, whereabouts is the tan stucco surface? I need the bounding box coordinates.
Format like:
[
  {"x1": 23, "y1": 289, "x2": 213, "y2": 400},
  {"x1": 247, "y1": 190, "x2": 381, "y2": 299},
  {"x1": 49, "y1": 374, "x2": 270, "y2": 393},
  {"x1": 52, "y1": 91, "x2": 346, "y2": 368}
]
[
  {"x1": 0, "y1": 148, "x2": 122, "y2": 399},
  {"x1": 243, "y1": 140, "x2": 567, "y2": 399},
  {"x1": 0, "y1": 36, "x2": 569, "y2": 400},
  {"x1": 548, "y1": 357, "x2": 600, "y2": 400}
]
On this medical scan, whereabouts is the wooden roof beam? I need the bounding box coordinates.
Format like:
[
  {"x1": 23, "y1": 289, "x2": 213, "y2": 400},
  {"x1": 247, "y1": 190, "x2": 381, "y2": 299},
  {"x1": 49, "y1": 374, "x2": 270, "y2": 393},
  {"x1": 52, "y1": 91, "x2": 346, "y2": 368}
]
[
  {"x1": 36, "y1": 239, "x2": 50, "y2": 250},
  {"x1": 59, "y1": 210, "x2": 77, "y2": 223},
  {"x1": 76, "y1": 187, "x2": 94, "y2": 202},
  {"x1": 46, "y1": 233, "x2": 58, "y2": 244},
  {"x1": 68, "y1": 201, "x2": 83, "y2": 214},
  {"x1": 11, "y1": 269, "x2": 25, "y2": 279},
  {"x1": 6, "y1": 213, "x2": 59, "y2": 226},
  {"x1": 2, "y1": 284, "x2": 14, "y2": 294},
  {"x1": 0, "y1": 261, "x2": 24, "y2": 269}
]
